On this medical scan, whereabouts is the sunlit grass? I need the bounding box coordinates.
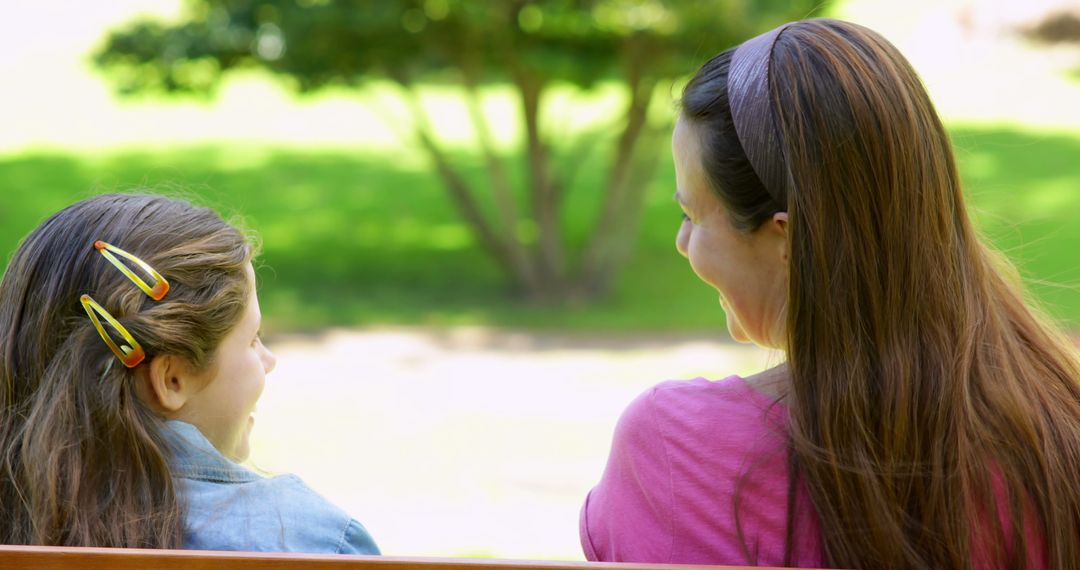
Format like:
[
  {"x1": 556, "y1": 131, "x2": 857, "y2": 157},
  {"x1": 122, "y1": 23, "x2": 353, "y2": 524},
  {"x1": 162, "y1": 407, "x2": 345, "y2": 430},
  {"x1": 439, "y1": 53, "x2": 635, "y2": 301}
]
[{"x1": 2, "y1": 123, "x2": 1078, "y2": 334}]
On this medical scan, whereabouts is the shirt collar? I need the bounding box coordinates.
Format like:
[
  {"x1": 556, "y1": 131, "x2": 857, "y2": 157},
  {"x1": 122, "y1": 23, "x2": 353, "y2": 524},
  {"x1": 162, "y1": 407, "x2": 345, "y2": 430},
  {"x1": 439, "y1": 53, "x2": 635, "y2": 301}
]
[{"x1": 163, "y1": 420, "x2": 261, "y2": 483}]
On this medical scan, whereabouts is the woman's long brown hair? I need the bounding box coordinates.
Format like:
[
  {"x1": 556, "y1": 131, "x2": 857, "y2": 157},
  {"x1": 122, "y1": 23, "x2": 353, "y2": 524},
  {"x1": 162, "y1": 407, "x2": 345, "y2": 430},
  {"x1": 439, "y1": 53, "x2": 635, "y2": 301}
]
[
  {"x1": 682, "y1": 19, "x2": 1080, "y2": 569},
  {"x1": 0, "y1": 193, "x2": 253, "y2": 547}
]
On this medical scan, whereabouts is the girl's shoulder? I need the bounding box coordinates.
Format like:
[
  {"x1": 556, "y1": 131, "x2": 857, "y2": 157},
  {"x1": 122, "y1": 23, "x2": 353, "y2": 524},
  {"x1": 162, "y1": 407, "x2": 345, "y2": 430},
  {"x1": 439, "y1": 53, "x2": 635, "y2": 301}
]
[
  {"x1": 180, "y1": 470, "x2": 378, "y2": 554},
  {"x1": 164, "y1": 421, "x2": 379, "y2": 554}
]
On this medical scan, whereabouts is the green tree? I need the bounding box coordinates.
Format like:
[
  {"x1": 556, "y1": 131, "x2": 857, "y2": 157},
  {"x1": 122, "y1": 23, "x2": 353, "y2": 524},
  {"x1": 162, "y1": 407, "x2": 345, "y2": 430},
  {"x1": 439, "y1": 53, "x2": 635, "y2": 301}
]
[{"x1": 95, "y1": 0, "x2": 824, "y2": 303}]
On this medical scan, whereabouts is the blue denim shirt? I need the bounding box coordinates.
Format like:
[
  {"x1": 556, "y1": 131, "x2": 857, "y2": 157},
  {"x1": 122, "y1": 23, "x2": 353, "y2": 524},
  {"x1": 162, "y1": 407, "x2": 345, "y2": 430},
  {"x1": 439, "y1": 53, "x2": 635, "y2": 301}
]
[{"x1": 164, "y1": 420, "x2": 380, "y2": 555}]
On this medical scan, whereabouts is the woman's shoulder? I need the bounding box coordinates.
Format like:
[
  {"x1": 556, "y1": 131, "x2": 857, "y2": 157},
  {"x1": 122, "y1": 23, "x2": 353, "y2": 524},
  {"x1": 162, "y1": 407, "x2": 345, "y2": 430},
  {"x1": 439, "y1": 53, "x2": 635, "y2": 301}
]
[
  {"x1": 625, "y1": 375, "x2": 787, "y2": 442},
  {"x1": 650, "y1": 374, "x2": 779, "y2": 401},
  {"x1": 608, "y1": 374, "x2": 792, "y2": 500},
  {"x1": 583, "y1": 373, "x2": 812, "y2": 565}
]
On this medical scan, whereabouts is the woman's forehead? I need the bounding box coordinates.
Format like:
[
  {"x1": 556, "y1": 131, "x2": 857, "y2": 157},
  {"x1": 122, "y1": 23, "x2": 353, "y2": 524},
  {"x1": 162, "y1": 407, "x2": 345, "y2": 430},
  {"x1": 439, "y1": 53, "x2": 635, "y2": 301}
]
[{"x1": 673, "y1": 121, "x2": 713, "y2": 203}]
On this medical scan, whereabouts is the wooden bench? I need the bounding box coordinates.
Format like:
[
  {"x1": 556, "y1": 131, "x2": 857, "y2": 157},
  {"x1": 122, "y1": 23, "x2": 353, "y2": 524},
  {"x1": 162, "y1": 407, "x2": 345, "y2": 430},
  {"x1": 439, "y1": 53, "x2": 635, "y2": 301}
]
[{"x1": 0, "y1": 546, "x2": 793, "y2": 570}]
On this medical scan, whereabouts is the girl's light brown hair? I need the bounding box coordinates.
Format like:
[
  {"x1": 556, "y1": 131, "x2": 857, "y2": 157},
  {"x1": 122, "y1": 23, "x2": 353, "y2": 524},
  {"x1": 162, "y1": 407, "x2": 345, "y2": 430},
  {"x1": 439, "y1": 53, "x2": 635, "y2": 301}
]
[
  {"x1": 682, "y1": 19, "x2": 1080, "y2": 569},
  {"x1": 0, "y1": 193, "x2": 253, "y2": 547}
]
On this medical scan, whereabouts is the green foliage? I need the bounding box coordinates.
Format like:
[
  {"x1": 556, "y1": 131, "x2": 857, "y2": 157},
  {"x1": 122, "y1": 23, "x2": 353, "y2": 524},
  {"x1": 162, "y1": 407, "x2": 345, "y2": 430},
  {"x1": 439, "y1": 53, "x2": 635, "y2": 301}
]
[
  {"x1": 94, "y1": 0, "x2": 829, "y2": 304},
  {"x1": 1, "y1": 125, "x2": 1078, "y2": 333},
  {"x1": 96, "y1": 0, "x2": 820, "y2": 93}
]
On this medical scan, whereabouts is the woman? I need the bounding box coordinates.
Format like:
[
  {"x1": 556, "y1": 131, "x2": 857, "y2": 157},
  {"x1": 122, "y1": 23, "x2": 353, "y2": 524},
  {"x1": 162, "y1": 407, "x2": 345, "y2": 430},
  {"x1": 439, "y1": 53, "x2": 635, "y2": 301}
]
[{"x1": 581, "y1": 19, "x2": 1079, "y2": 569}]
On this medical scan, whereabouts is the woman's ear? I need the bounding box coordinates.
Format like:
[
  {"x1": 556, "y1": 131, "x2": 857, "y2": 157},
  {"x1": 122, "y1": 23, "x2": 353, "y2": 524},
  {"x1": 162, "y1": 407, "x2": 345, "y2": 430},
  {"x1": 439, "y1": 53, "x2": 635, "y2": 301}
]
[
  {"x1": 135, "y1": 354, "x2": 199, "y2": 416},
  {"x1": 769, "y1": 211, "x2": 790, "y2": 262}
]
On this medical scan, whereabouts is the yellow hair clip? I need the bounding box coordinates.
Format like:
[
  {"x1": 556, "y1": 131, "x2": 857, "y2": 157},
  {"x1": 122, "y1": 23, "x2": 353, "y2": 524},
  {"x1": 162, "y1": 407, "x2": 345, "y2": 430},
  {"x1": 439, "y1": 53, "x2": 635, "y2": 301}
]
[
  {"x1": 80, "y1": 294, "x2": 146, "y2": 368},
  {"x1": 94, "y1": 240, "x2": 170, "y2": 301},
  {"x1": 82, "y1": 240, "x2": 169, "y2": 368}
]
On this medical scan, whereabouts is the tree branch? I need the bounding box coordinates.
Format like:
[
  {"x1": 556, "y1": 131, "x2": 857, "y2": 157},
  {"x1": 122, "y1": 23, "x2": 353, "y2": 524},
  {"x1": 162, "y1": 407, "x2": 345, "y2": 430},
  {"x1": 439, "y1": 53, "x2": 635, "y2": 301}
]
[
  {"x1": 585, "y1": 122, "x2": 666, "y2": 297},
  {"x1": 386, "y1": 76, "x2": 523, "y2": 286},
  {"x1": 512, "y1": 67, "x2": 566, "y2": 293},
  {"x1": 579, "y1": 44, "x2": 658, "y2": 292},
  {"x1": 459, "y1": 55, "x2": 539, "y2": 291}
]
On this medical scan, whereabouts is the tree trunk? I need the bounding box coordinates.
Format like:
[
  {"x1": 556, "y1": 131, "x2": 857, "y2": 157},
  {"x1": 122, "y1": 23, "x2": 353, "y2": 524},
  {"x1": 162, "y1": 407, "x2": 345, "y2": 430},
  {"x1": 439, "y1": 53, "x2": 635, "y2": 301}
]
[
  {"x1": 516, "y1": 72, "x2": 569, "y2": 300},
  {"x1": 585, "y1": 125, "x2": 665, "y2": 297},
  {"x1": 387, "y1": 77, "x2": 531, "y2": 292},
  {"x1": 579, "y1": 57, "x2": 660, "y2": 297},
  {"x1": 460, "y1": 58, "x2": 539, "y2": 294}
]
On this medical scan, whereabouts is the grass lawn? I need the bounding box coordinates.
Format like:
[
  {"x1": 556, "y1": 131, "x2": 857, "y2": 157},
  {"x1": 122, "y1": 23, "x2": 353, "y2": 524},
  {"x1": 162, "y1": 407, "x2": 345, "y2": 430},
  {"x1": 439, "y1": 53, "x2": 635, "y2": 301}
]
[{"x1": 1, "y1": 124, "x2": 1078, "y2": 334}]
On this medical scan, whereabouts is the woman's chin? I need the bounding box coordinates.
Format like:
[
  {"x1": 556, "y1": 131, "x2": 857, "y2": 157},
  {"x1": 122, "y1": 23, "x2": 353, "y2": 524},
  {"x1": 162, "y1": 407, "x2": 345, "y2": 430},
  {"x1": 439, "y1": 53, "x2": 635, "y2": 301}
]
[{"x1": 725, "y1": 315, "x2": 751, "y2": 343}]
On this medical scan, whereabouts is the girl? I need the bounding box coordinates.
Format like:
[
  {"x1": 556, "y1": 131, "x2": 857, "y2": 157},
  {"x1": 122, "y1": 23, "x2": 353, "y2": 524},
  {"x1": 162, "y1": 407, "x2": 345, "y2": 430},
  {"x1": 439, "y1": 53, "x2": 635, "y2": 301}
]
[
  {"x1": 582, "y1": 19, "x2": 1079, "y2": 569},
  {"x1": 0, "y1": 193, "x2": 379, "y2": 554}
]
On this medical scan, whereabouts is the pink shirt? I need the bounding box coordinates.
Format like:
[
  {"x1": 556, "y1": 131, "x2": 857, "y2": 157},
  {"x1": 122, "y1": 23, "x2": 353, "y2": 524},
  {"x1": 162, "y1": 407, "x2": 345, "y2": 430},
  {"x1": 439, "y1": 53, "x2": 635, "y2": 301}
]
[
  {"x1": 581, "y1": 376, "x2": 1049, "y2": 568},
  {"x1": 580, "y1": 376, "x2": 825, "y2": 567}
]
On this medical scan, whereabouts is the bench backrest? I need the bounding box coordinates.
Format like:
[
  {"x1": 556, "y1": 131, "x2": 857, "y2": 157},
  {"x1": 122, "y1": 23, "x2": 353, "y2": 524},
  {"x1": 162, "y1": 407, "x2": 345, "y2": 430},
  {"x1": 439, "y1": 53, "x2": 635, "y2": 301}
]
[{"x1": 0, "y1": 546, "x2": 786, "y2": 570}]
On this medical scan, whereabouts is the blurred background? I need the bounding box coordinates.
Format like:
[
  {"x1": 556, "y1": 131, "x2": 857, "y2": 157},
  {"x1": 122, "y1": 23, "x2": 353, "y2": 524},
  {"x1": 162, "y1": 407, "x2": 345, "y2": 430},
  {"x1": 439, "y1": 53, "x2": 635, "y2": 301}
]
[{"x1": 2, "y1": 0, "x2": 1079, "y2": 560}]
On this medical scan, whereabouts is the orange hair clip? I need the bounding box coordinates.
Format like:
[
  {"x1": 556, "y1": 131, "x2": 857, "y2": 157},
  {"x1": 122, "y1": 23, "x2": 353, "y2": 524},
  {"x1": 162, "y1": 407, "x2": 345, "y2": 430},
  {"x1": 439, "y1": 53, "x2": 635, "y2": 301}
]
[
  {"x1": 80, "y1": 294, "x2": 146, "y2": 368},
  {"x1": 93, "y1": 240, "x2": 170, "y2": 301}
]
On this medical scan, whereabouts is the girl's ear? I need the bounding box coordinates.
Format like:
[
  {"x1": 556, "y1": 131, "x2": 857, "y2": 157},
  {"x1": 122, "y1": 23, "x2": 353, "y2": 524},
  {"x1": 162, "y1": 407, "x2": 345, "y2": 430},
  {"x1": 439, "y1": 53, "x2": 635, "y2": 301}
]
[{"x1": 136, "y1": 354, "x2": 198, "y2": 415}]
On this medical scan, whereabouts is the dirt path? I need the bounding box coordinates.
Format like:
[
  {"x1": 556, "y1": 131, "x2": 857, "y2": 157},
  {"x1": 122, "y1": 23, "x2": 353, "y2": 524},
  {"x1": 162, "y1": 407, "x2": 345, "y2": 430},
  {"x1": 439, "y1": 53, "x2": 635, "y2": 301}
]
[{"x1": 249, "y1": 326, "x2": 778, "y2": 560}]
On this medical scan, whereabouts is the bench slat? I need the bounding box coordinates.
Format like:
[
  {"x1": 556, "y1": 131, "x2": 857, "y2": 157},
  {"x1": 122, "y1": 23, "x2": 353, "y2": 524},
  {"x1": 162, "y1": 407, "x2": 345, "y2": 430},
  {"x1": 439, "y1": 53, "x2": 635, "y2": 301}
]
[{"x1": 0, "y1": 546, "x2": 785, "y2": 570}]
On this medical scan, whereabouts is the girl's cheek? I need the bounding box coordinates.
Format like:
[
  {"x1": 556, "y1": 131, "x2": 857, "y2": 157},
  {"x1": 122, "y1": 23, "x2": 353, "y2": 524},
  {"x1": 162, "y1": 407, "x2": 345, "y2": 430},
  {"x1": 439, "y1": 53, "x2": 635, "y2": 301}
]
[{"x1": 676, "y1": 222, "x2": 691, "y2": 257}]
